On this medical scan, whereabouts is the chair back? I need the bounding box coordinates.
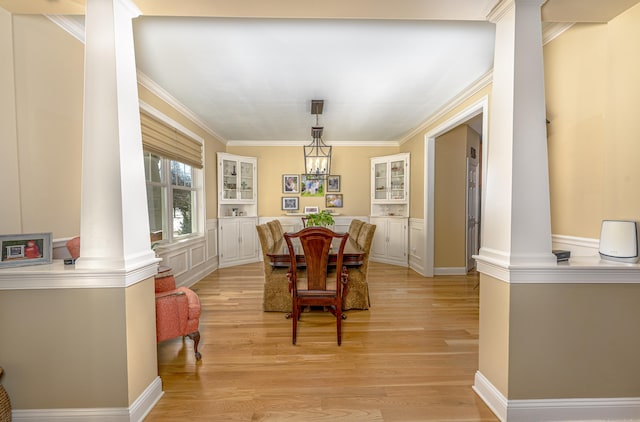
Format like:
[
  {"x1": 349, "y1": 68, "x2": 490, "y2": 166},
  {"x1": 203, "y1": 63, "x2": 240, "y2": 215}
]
[
  {"x1": 356, "y1": 223, "x2": 376, "y2": 273},
  {"x1": 256, "y1": 224, "x2": 276, "y2": 275},
  {"x1": 348, "y1": 219, "x2": 364, "y2": 241},
  {"x1": 285, "y1": 227, "x2": 348, "y2": 292},
  {"x1": 301, "y1": 217, "x2": 309, "y2": 228},
  {"x1": 267, "y1": 219, "x2": 284, "y2": 241},
  {"x1": 284, "y1": 226, "x2": 350, "y2": 345}
]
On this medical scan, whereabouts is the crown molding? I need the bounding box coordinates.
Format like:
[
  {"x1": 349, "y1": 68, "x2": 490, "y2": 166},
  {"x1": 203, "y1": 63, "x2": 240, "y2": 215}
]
[
  {"x1": 45, "y1": 15, "x2": 85, "y2": 42},
  {"x1": 399, "y1": 69, "x2": 493, "y2": 145},
  {"x1": 542, "y1": 22, "x2": 574, "y2": 44},
  {"x1": 45, "y1": 15, "x2": 226, "y2": 144},
  {"x1": 136, "y1": 71, "x2": 227, "y2": 143},
  {"x1": 226, "y1": 139, "x2": 399, "y2": 147}
]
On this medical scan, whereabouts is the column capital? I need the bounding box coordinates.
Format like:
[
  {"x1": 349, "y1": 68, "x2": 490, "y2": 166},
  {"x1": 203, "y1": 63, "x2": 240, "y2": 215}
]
[{"x1": 488, "y1": 0, "x2": 545, "y2": 23}]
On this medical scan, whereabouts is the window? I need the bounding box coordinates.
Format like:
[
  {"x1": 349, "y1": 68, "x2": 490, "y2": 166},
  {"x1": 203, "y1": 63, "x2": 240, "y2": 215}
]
[
  {"x1": 145, "y1": 152, "x2": 200, "y2": 243},
  {"x1": 140, "y1": 104, "x2": 204, "y2": 245}
]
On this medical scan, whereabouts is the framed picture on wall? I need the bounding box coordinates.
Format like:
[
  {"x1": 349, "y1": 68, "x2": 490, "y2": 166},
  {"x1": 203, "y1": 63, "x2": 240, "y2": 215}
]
[
  {"x1": 282, "y1": 196, "x2": 299, "y2": 211},
  {"x1": 0, "y1": 232, "x2": 52, "y2": 268},
  {"x1": 327, "y1": 175, "x2": 340, "y2": 192},
  {"x1": 304, "y1": 206, "x2": 319, "y2": 214},
  {"x1": 282, "y1": 174, "x2": 299, "y2": 193},
  {"x1": 325, "y1": 194, "x2": 343, "y2": 208},
  {"x1": 301, "y1": 174, "x2": 324, "y2": 197}
]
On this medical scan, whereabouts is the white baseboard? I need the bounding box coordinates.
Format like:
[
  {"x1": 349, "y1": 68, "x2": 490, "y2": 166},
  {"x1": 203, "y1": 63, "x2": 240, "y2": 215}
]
[
  {"x1": 434, "y1": 266, "x2": 467, "y2": 275},
  {"x1": 473, "y1": 371, "x2": 508, "y2": 421},
  {"x1": 473, "y1": 371, "x2": 640, "y2": 422},
  {"x1": 12, "y1": 376, "x2": 163, "y2": 422}
]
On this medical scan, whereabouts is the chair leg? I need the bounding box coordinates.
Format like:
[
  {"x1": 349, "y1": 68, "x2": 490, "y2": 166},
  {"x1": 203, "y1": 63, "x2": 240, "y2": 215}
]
[
  {"x1": 186, "y1": 330, "x2": 202, "y2": 360},
  {"x1": 292, "y1": 303, "x2": 298, "y2": 345},
  {"x1": 336, "y1": 307, "x2": 342, "y2": 346}
]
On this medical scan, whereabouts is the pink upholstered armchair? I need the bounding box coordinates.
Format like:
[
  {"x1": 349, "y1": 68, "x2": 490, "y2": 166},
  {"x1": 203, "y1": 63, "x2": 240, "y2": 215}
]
[{"x1": 155, "y1": 274, "x2": 202, "y2": 360}]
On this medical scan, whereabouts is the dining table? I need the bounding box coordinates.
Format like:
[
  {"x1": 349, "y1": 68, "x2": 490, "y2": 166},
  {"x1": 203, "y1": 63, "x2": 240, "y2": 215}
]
[{"x1": 266, "y1": 236, "x2": 365, "y2": 268}]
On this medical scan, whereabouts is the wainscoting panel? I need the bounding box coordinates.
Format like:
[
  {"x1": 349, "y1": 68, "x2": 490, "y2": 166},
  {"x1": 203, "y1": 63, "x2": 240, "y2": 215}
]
[
  {"x1": 155, "y1": 219, "x2": 219, "y2": 288},
  {"x1": 409, "y1": 218, "x2": 425, "y2": 276},
  {"x1": 190, "y1": 243, "x2": 206, "y2": 268}
]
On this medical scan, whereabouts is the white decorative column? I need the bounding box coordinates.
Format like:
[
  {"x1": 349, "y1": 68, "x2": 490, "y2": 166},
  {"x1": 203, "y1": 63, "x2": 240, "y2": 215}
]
[
  {"x1": 478, "y1": 0, "x2": 556, "y2": 267},
  {"x1": 77, "y1": 0, "x2": 156, "y2": 270}
]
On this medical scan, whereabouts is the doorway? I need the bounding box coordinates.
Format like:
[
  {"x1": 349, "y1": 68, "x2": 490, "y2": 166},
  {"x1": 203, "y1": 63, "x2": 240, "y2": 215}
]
[{"x1": 422, "y1": 96, "x2": 488, "y2": 277}]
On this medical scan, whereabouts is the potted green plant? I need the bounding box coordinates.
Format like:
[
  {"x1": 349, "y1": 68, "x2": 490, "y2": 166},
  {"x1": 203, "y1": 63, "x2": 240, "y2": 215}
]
[{"x1": 305, "y1": 210, "x2": 335, "y2": 227}]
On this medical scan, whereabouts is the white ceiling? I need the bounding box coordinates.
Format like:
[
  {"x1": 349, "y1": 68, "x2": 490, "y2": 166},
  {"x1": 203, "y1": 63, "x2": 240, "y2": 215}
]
[
  {"x1": 132, "y1": 17, "x2": 495, "y2": 144},
  {"x1": 3, "y1": 0, "x2": 639, "y2": 145}
]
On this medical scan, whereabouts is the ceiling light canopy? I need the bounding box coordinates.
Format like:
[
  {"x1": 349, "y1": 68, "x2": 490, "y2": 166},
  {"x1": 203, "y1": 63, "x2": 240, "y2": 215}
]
[{"x1": 304, "y1": 100, "x2": 331, "y2": 176}]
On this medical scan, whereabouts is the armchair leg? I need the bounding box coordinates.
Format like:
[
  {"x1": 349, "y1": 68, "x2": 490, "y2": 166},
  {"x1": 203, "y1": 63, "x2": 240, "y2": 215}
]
[{"x1": 186, "y1": 330, "x2": 202, "y2": 360}]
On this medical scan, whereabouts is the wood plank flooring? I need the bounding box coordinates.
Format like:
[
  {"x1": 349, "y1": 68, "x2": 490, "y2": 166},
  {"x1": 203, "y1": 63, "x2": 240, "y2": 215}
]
[{"x1": 145, "y1": 262, "x2": 498, "y2": 421}]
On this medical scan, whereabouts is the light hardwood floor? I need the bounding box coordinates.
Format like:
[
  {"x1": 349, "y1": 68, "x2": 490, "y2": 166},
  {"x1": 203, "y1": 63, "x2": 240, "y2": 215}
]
[{"x1": 145, "y1": 261, "x2": 498, "y2": 421}]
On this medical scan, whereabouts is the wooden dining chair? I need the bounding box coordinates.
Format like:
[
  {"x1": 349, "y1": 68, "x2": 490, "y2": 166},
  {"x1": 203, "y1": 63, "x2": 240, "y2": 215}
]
[{"x1": 284, "y1": 227, "x2": 349, "y2": 345}]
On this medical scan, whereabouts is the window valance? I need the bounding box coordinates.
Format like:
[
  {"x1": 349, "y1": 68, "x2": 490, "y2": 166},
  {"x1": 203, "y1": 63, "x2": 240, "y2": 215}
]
[{"x1": 140, "y1": 111, "x2": 203, "y2": 169}]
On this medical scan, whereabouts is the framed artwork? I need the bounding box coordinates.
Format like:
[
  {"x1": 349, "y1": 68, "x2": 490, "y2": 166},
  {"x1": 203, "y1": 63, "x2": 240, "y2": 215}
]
[
  {"x1": 304, "y1": 206, "x2": 319, "y2": 214},
  {"x1": 282, "y1": 196, "x2": 299, "y2": 211},
  {"x1": 325, "y1": 194, "x2": 343, "y2": 208},
  {"x1": 301, "y1": 174, "x2": 324, "y2": 197},
  {"x1": 327, "y1": 175, "x2": 340, "y2": 192},
  {"x1": 0, "y1": 232, "x2": 52, "y2": 268},
  {"x1": 282, "y1": 174, "x2": 299, "y2": 193}
]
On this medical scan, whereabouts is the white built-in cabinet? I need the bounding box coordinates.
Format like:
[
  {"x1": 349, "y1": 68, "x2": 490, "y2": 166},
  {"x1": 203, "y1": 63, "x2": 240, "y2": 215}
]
[
  {"x1": 217, "y1": 153, "x2": 259, "y2": 268},
  {"x1": 369, "y1": 217, "x2": 408, "y2": 265},
  {"x1": 218, "y1": 218, "x2": 258, "y2": 268},
  {"x1": 370, "y1": 153, "x2": 410, "y2": 266}
]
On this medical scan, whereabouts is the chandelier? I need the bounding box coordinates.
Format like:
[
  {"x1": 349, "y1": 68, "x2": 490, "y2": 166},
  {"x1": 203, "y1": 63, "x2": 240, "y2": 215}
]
[{"x1": 304, "y1": 99, "x2": 331, "y2": 176}]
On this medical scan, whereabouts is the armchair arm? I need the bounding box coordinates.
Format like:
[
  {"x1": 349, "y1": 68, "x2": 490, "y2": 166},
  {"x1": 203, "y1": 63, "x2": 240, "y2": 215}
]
[{"x1": 155, "y1": 290, "x2": 186, "y2": 299}]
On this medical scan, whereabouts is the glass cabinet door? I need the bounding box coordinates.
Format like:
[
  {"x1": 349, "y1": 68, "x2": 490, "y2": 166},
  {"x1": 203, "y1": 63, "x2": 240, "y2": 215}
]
[
  {"x1": 389, "y1": 159, "x2": 405, "y2": 200},
  {"x1": 374, "y1": 162, "x2": 387, "y2": 200},
  {"x1": 239, "y1": 161, "x2": 254, "y2": 200},
  {"x1": 222, "y1": 159, "x2": 238, "y2": 200}
]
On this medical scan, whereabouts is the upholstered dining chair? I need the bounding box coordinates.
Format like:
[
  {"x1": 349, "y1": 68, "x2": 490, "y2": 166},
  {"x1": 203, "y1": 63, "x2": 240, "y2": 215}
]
[
  {"x1": 284, "y1": 227, "x2": 349, "y2": 345},
  {"x1": 154, "y1": 273, "x2": 202, "y2": 360},
  {"x1": 348, "y1": 219, "x2": 364, "y2": 242},
  {"x1": 343, "y1": 222, "x2": 377, "y2": 310},
  {"x1": 267, "y1": 219, "x2": 285, "y2": 241},
  {"x1": 257, "y1": 224, "x2": 291, "y2": 312}
]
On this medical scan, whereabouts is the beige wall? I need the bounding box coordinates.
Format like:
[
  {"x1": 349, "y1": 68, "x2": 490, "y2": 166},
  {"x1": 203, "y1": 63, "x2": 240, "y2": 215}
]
[
  {"x1": 434, "y1": 125, "x2": 469, "y2": 267},
  {"x1": 11, "y1": 14, "x2": 84, "y2": 238},
  {"x1": 509, "y1": 282, "x2": 640, "y2": 399},
  {"x1": 6, "y1": 14, "x2": 226, "y2": 239},
  {"x1": 545, "y1": 2, "x2": 640, "y2": 238},
  {"x1": 125, "y1": 277, "x2": 158, "y2": 404},
  {"x1": 478, "y1": 274, "x2": 510, "y2": 396},
  {"x1": 479, "y1": 275, "x2": 640, "y2": 400},
  {"x1": 0, "y1": 287, "x2": 130, "y2": 408},
  {"x1": 227, "y1": 145, "x2": 399, "y2": 217},
  {"x1": 0, "y1": 8, "x2": 21, "y2": 234}
]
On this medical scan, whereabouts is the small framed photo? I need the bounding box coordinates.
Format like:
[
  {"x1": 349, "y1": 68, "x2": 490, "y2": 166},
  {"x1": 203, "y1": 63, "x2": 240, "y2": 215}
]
[
  {"x1": 0, "y1": 233, "x2": 53, "y2": 268},
  {"x1": 325, "y1": 194, "x2": 343, "y2": 208},
  {"x1": 282, "y1": 197, "x2": 299, "y2": 211},
  {"x1": 301, "y1": 174, "x2": 324, "y2": 197},
  {"x1": 327, "y1": 175, "x2": 340, "y2": 192},
  {"x1": 304, "y1": 206, "x2": 319, "y2": 214},
  {"x1": 282, "y1": 174, "x2": 299, "y2": 193}
]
